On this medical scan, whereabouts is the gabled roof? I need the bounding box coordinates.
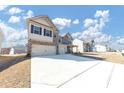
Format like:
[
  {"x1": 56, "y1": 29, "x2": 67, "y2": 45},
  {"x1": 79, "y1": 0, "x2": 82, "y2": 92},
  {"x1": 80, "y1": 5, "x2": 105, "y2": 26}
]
[
  {"x1": 27, "y1": 16, "x2": 58, "y2": 31},
  {"x1": 65, "y1": 32, "x2": 73, "y2": 40},
  {"x1": 62, "y1": 32, "x2": 73, "y2": 40}
]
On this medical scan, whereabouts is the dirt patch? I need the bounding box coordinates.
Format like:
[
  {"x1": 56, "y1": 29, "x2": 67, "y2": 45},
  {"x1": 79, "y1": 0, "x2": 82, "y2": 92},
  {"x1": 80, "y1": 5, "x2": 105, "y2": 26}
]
[
  {"x1": 0, "y1": 54, "x2": 31, "y2": 88},
  {"x1": 80, "y1": 52, "x2": 124, "y2": 64}
]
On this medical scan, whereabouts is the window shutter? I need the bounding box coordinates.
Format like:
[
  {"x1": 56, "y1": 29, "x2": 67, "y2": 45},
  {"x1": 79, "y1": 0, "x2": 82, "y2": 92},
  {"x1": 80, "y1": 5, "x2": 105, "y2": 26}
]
[
  {"x1": 31, "y1": 25, "x2": 34, "y2": 33},
  {"x1": 44, "y1": 29, "x2": 46, "y2": 36},
  {"x1": 50, "y1": 31, "x2": 52, "y2": 37},
  {"x1": 40, "y1": 27, "x2": 42, "y2": 35}
]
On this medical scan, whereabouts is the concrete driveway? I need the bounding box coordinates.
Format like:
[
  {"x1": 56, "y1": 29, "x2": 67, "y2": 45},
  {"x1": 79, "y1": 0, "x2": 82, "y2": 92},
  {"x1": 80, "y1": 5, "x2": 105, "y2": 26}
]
[{"x1": 31, "y1": 54, "x2": 124, "y2": 88}]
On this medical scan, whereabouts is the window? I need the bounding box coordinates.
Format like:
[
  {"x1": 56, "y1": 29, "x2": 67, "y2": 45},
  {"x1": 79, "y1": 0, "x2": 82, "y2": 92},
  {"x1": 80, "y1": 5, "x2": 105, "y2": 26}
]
[
  {"x1": 50, "y1": 31, "x2": 52, "y2": 37},
  {"x1": 31, "y1": 25, "x2": 42, "y2": 35},
  {"x1": 44, "y1": 29, "x2": 52, "y2": 37},
  {"x1": 33, "y1": 26, "x2": 41, "y2": 35}
]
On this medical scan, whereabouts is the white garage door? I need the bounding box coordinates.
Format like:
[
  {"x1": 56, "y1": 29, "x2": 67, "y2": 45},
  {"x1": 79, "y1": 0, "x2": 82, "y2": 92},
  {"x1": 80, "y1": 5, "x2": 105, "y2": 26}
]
[
  {"x1": 59, "y1": 44, "x2": 67, "y2": 54},
  {"x1": 31, "y1": 44, "x2": 56, "y2": 56}
]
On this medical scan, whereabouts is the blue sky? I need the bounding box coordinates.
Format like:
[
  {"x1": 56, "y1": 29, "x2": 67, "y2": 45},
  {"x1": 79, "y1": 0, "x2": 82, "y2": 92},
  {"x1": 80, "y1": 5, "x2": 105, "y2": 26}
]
[{"x1": 0, "y1": 5, "x2": 124, "y2": 50}]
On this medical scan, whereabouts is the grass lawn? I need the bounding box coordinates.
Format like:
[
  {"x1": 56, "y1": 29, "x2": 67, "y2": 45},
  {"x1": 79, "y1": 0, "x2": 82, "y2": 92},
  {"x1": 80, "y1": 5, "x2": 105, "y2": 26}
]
[
  {"x1": 0, "y1": 54, "x2": 31, "y2": 88},
  {"x1": 80, "y1": 52, "x2": 124, "y2": 64}
]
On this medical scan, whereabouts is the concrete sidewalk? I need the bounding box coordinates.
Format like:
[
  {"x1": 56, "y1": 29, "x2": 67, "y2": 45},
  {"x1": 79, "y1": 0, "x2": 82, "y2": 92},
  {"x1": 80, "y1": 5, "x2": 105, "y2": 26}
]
[{"x1": 31, "y1": 54, "x2": 124, "y2": 88}]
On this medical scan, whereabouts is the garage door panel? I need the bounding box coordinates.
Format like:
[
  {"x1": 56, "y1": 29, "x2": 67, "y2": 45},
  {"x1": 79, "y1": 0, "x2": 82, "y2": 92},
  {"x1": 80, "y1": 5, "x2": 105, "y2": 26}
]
[
  {"x1": 59, "y1": 45, "x2": 67, "y2": 54},
  {"x1": 32, "y1": 44, "x2": 56, "y2": 56}
]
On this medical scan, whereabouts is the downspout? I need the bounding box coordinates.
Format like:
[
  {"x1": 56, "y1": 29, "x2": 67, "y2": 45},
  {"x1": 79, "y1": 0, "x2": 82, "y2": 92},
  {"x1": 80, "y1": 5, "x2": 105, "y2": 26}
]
[{"x1": 56, "y1": 30, "x2": 59, "y2": 55}]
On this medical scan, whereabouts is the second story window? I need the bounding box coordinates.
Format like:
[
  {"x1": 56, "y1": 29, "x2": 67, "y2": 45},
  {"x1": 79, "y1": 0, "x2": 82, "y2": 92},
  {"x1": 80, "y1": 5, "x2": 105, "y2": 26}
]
[
  {"x1": 31, "y1": 25, "x2": 42, "y2": 35},
  {"x1": 44, "y1": 29, "x2": 52, "y2": 37}
]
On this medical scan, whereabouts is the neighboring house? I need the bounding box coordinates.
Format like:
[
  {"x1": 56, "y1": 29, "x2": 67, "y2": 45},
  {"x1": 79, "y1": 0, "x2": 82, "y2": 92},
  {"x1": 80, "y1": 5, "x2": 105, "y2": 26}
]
[
  {"x1": 1, "y1": 47, "x2": 15, "y2": 55},
  {"x1": 1, "y1": 46, "x2": 26, "y2": 54},
  {"x1": 9, "y1": 48, "x2": 15, "y2": 55},
  {"x1": 107, "y1": 47, "x2": 116, "y2": 52},
  {"x1": 72, "y1": 39, "x2": 94, "y2": 53},
  {"x1": 93, "y1": 45, "x2": 107, "y2": 52},
  {"x1": 1, "y1": 48, "x2": 11, "y2": 54},
  {"x1": 61, "y1": 33, "x2": 73, "y2": 45},
  {"x1": 122, "y1": 50, "x2": 124, "y2": 56},
  {"x1": 27, "y1": 16, "x2": 65, "y2": 56},
  {"x1": 83, "y1": 40, "x2": 94, "y2": 52},
  {"x1": 59, "y1": 33, "x2": 73, "y2": 53},
  {"x1": 72, "y1": 39, "x2": 85, "y2": 53}
]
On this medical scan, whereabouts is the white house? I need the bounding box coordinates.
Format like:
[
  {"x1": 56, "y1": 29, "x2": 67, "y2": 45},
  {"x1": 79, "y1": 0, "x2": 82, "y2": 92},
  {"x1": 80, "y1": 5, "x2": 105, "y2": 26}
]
[
  {"x1": 9, "y1": 47, "x2": 15, "y2": 55},
  {"x1": 121, "y1": 50, "x2": 124, "y2": 55},
  {"x1": 72, "y1": 39, "x2": 84, "y2": 53},
  {"x1": 27, "y1": 16, "x2": 70, "y2": 56},
  {"x1": 93, "y1": 45, "x2": 107, "y2": 52}
]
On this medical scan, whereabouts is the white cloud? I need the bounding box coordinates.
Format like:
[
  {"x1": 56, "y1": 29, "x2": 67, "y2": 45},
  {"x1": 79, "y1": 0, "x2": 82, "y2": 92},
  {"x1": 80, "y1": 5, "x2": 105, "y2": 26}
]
[
  {"x1": 23, "y1": 10, "x2": 34, "y2": 19},
  {"x1": 0, "y1": 22, "x2": 28, "y2": 47},
  {"x1": 71, "y1": 32, "x2": 81, "y2": 38},
  {"x1": 8, "y1": 16, "x2": 21, "y2": 23},
  {"x1": 72, "y1": 29, "x2": 111, "y2": 43},
  {"x1": 7, "y1": 29, "x2": 28, "y2": 42},
  {"x1": 117, "y1": 38, "x2": 124, "y2": 45},
  {"x1": 0, "y1": 22, "x2": 16, "y2": 36},
  {"x1": 72, "y1": 10, "x2": 111, "y2": 44},
  {"x1": 0, "y1": 5, "x2": 8, "y2": 11},
  {"x1": 52, "y1": 18, "x2": 72, "y2": 30},
  {"x1": 95, "y1": 10, "x2": 109, "y2": 20},
  {"x1": 8, "y1": 7, "x2": 23, "y2": 15},
  {"x1": 83, "y1": 18, "x2": 96, "y2": 28},
  {"x1": 116, "y1": 36, "x2": 121, "y2": 39},
  {"x1": 95, "y1": 10, "x2": 109, "y2": 30},
  {"x1": 73, "y1": 19, "x2": 79, "y2": 24},
  {"x1": 95, "y1": 34, "x2": 111, "y2": 43}
]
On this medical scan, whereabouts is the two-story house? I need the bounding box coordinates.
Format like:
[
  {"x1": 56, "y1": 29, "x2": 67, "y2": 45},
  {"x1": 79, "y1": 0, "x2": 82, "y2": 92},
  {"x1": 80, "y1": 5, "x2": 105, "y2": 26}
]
[
  {"x1": 61, "y1": 33, "x2": 73, "y2": 45},
  {"x1": 58, "y1": 33, "x2": 74, "y2": 53},
  {"x1": 72, "y1": 39, "x2": 91, "y2": 53},
  {"x1": 27, "y1": 16, "x2": 59, "y2": 56}
]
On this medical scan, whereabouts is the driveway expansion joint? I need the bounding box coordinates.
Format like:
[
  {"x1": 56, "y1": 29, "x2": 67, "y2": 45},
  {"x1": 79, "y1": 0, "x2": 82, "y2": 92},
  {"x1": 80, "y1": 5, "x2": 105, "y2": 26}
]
[
  {"x1": 57, "y1": 62, "x2": 101, "y2": 88},
  {"x1": 106, "y1": 64, "x2": 115, "y2": 88}
]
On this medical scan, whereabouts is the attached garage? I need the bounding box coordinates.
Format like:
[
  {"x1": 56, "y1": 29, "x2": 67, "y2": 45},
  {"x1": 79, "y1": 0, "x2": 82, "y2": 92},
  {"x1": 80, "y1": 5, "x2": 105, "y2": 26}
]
[
  {"x1": 31, "y1": 44, "x2": 56, "y2": 56},
  {"x1": 59, "y1": 44, "x2": 67, "y2": 54}
]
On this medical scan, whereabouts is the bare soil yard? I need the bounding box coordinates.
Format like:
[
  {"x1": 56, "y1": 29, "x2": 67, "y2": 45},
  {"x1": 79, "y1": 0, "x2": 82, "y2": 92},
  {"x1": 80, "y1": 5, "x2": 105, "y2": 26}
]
[
  {"x1": 0, "y1": 54, "x2": 31, "y2": 88},
  {"x1": 80, "y1": 52, "x2": 124, "y2": 64}
]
